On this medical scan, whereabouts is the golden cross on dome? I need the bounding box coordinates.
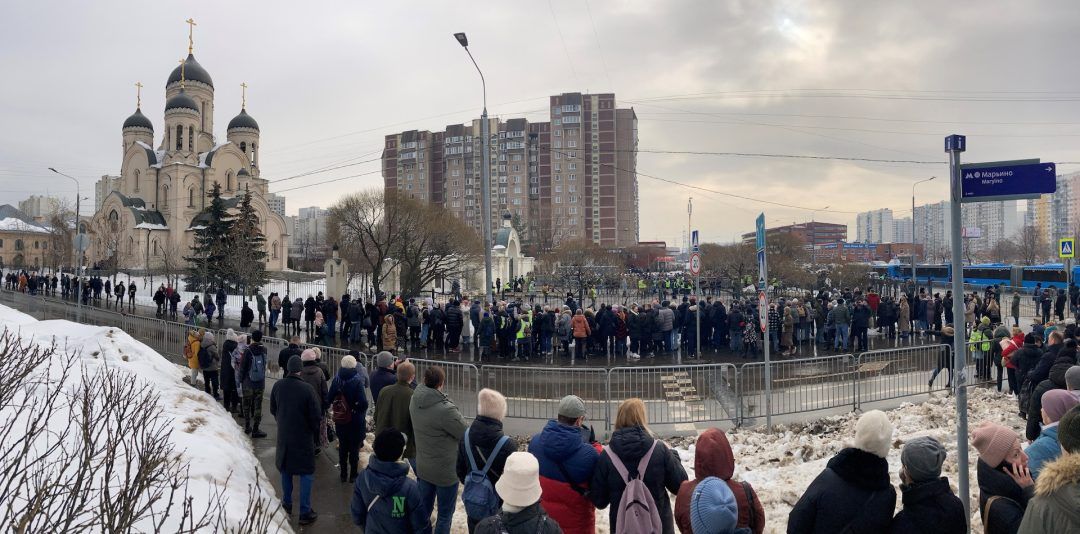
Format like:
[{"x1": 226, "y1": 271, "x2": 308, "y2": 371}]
[
  {"x1": 185, "y1": 18, "x2": 197, "y2": 54},
  {"x1": 241, "y1": 82, "x2": 248, "y2": 109},
  {"x1": 135, "y1": 82, "x2": 143, "y2": 108},
  {"x1": 178, "y1": 58, "x2": 186, "y2": 88}
]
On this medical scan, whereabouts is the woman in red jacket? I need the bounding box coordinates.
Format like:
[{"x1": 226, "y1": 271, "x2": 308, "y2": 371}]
[
  {"x1": 674, "y1": 428, "x2": 765, "y2": 534},
  {"x1": 571, "y1": 309, "x2": 591, "y2": 361},
  {"x1": 1000, "y1": 326, "x2": 1025, "y2": 395}
]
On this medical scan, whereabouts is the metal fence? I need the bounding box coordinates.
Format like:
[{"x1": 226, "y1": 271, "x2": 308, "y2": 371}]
[{"x1": 0, "y1": 289, "x2": 1008, "y2": 431}]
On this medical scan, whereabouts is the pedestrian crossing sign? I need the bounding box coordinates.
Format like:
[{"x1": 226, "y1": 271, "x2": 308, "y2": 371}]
[{"x1": 1061, "y1": 238, "x2": 1075, "y2": 258}]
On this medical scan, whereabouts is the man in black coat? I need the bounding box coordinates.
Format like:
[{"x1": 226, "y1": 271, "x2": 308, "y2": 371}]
[
  {"x1": 271, "y1": 356, "x2": 322, "y2": 525},
  {"x1": 277, "y1": 336, "x2": 303, "y2": 375},
  {"x1": 444, "y1": 300, "x2": 465, "y2": 352}
]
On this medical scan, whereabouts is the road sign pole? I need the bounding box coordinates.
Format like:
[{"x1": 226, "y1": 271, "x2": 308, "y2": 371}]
[
  {"x1": 756, "y1": 213, "x2": 772, "y2": 430},
  {"x1": 946, "y1": 134, "x2": 971, "y2": 523}
]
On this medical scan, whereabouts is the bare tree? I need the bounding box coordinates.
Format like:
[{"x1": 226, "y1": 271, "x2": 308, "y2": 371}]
[
  {"x1": 396, "y1": 201, "x2": 483, "y2": 298},
  {"x1": 1014, "y1": 225, "x2": 1046, "y2": 265},
  {"x1": 542, "y1": 238, "x2": 618, "y2": 302},
  {"x1": 45, "y1": 199, "x2": 75, "y2": 272},
  {"x1": 700, "y1": 242, "x2": 756, "y2": 290},
  {"x1": 326, "y1": 189, "x2": 414, "y2": 299},
  {"x1": 159, "y1": 241, "x2": 186, "y2": 290}
]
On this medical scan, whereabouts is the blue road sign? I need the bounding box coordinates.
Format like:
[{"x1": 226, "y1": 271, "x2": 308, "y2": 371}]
[
  {"x1": 691, "y1": 230, "x2": 699, "y2": 252},
  {"x1": 755, "y1": 213, "x2": 765, "y2": 252},
  {"x1": 945, "y1": 134, "x2": 966, "y2": 152},
  {"x1": 960, "y1": 161, "x2": 1056, "y2": 202}
]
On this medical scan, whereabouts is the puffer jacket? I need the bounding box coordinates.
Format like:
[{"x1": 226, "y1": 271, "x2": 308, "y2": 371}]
[
  {"x1": 474, "y1": 502, "x2": 563, "y2": 534},
  {"x1": 571, "y1": 314, "x2": 591, "y2": 339},
  {"x1": 1026, "y1": 347, "x2": 1078, "y2": 441},
  {"x1": 977, "y1": 459, "x2": 1034, "y2": 534},
  {"x1": 674, "y1": 428, "x2": 764, "y2": 534},
  {"x1": 1026, "y1": 425, "x2": 1062, "y2": 481},
  {"x1": 300, "y1": 361, "x2": 329, "y2": 412},
  {"x1": 788, "y1": 448, "x2": 896, "y2": 534},
  {"x1": 456, "y1": 415, "x2": 518, "y2": 486},
  {"x1": 529, "y1": 420, "x2": 602, "y2": 534},
  {"x1": 1017, "y1": 452, "x2": 1080, "y2": 534},
  {"x1": 589, "y1": 426, "x2": 687, "y2": 534},
  {"x1": 658, "y1": 307, "x2": 675, "y2": 332},
  {"x1": 351, "y1": 457, "x2": 431, "y2": 533}
]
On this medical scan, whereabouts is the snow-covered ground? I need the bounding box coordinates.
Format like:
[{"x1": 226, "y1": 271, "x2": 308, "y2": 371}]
[{"x1": 0, "y1": 304, "x2": 290, "y2": 532}]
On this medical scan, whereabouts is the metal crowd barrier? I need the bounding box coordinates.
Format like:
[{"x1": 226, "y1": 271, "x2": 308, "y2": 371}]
[
  {"x1": 855, "y1": 344, "x2": 949, "y2": 409},
  {"x1": 739, "y1": 354, "x2": 855, "y2": 419},
  {"x1": 482, "y1": 364, "x2": 610, "y2": 427},
  {"x1": 607, "y1": 364, "x2": 738, "y2": 429}
]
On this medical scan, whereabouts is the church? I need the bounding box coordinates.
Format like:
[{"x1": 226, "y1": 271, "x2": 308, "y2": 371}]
[{"x1": 90, "y1": 23, "x2": 288, "y2": 272}]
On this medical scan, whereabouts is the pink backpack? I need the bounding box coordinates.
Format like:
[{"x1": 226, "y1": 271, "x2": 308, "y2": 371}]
[{"x1": 606, "y1": 440, "x2": 662, "y2": 534}]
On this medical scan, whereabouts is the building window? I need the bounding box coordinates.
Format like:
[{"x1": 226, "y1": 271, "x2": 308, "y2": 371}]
[
  {"x1": 175, "y1": 125, "x2": 183, "y2": 150},
  {"x1": 569, "y1": 174, "x2": 576, "y2": 181},
  {"x1": 153, "y1": 240, "x2": 159, "y2": 256},
  {"x1": 555, "y1": 185, "x2": 562, "y2": 193},
  {"x1": 227, "y1": 171, "x2": 233, "y2": 191},
  {"x1": 272, "y1": 241, "x2": 279, "y2": 259},
  {"x1": 134, "y1": 169, "x2": 140, "y2": 192},
  {"x1": 555, "y1": 197, "x2": 562, "y2": 204},
  {"x1": 14, "y1": 239, "x2": 23, "y2": 251},
  {"x1": 188, "y1": 188, "x2": 195, "y2": 207},
  {"x1": 127, "y1": 236, "x2": 134, "y2": 255},
  {"x1": 240, "y1": 142, "x2": 246, "y2": 154},
  {"x1": 188, "y1": 126, "x2": 194, "y2": 151},
  {"x1": 161, "y1": 185, "x2": 169, "y2": 207}
]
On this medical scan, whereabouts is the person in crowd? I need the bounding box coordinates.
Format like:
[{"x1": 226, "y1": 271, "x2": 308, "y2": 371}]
[
  {"x1": 1025, "y1": 389, "x2": 1079, "y2": 480},
  {"x1": 1017, "y1": 333, "x2": 1051, "y2": 417},
  {"x1": 1026, "y1": 339, "x2": 1079, "y2": 441},
  {"x1": 277, "y1": 336, "x2": 303, "y2": 376},
  {"x1": 328, "y1": 353, "x2": 369, "y2": 483},
  {"x1": 371, "y1": 351, "x2": 399, "y2": 405},
  {"x1": 571, "y1": 309, "x2": 591, "y2": 361},
  {"x1": 475, "y1": 452, "x2": 563, "y2": 534},
  {"x1": 240, "y1": 329, "x2": 269, "y2": 438},
  {"x1": 458, "y1": 389, "x2": 518, "y2": 533},
  {"x1": 687, "y1": 477, "x2": 743, "y2": 534},
  {"x1": 1018, "y1": 405, "x2": 1080, "y2": 533},
  {"x1": 930, "y1": 325, "x2": 957, "y2": 389},
  {"x1": 382, "y1": 311, "x2": 398, "y2": 352},
  {"x1": 972, "y1": 421, "x2": 1033, "y2": 534},
  {"x1": 375, "y1": 361, "x2": 417, "y2": 472},
  {"x1": 590, "y1": 398, "x2": 687, "y2": 534},
  {"x1": 888, "y1": 436, "x2": 965, "y2": 534},
  {"x1": 200, "y1": 331, "x2": 220, "y2": 399},
  {"x1": 788, "y1": 410, "x2": 896, "y2": 534},
  {"x1": 675, "y1": 428, "x2": 764, "y2": 534},
  {"x1": 220, "y1": 329, "x2": 240, "y2": 413},
  {"x1": 299, "y1": 349, "x2": 330, "y2": 453},
  {"x1": 270, "y1": 355, "x2": 321, "y2": 526},
  {"x1": 410, "y1": 366, "x2": 468, "y2": 534},
  {"x1": 829, "y1": 299, "x2": 850, "y2": 352},
  {"x1": 528, "y1": 395, "x2": 601, "y2": 534},
  {"x1": 351, "y1": 427, "x2": 431, "y2": 533},
  {"x1": 184, "y1": 328, "x2": 203, "y2": 387}
]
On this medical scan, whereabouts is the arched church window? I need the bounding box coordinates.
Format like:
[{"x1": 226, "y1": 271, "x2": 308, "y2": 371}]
[
  {"x1": 128, "y1": 237, "x2": 134, "y2": 255},
  {"x1": 240, "y1": 142, "x2": 247, "y2": 154},
  {"x1": 188, "y1": 188, "x2": 195, "y2": 207},
  {"x1": 188, "y1": 126, "x2": 194, "y2": 151},
  {"x1": 252, "y1": 143, "x2": 257, "y2": 165},
  {"x1": 272, "y1": 241, "x2": 279, "y2": 259},
  {"x1": 175, "y1": 125, "x2": 183, "y2": 151},
  {"x1": 134, "y1": 169, "x2": 140, "y2": 192},
  {"x1": 162, "y1": 185, "x2": 169, "y2": 207},
  {"x1": 108, "y1": 210, "x2": 119, "y2": 232},
  {"x1": 153, "y1": 240, "x2": 159, "y2": 256},
  {"x1": 227, "y1": 171, "x2": 233, "y2": 191}
]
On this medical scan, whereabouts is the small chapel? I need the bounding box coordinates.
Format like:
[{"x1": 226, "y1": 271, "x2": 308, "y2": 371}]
[{"x1": 90, "y1": 20, "x2": 288, "y2": 272}]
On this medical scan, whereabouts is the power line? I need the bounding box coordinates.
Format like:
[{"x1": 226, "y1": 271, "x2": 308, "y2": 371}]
[
  {"x1": 548, "y1": 0, "x2": 581, "y2": 88},
  {"x1": 270, "y1": 170, "x2": 382, "y2": 194},
  {"x1": 583, "y1": 0, "x2": 613, "y2": 90}
]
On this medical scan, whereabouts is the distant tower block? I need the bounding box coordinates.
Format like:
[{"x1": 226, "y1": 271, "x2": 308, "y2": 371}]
[{"x1": 324, "y1": 244, "x2": 349, "y2": 298}]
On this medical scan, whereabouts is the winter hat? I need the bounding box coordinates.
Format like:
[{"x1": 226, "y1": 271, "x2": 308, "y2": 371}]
[
  {"x1": 250, "y1": 329, "x2": 262, "y2": 342},
  {"x1": 972, "y1": 422, "x2": 1019, "y2": 467},
  {"x1": 1041, "y1": 389, "x2": 1080, "y2": 423},
  {"x1": 373, "y1": 427, "x2": 407, "y2": 462},
  {"x1": 1059, "y1": 406, "x2": 1080, "y2": 453},
  {"x1": 376, "y1": 351, "x2": 395, "y2": 369},
  {"x1": 1023, "y1": 333, "x2": 1037, "y2": 345},
  {"x1": 981, "y1": 316, "x2": 991, "y2": 325},
  {"x1": 225, "y1": 328, "x2": 238, "y2": 342},
  {"x1": 301, "y1": 348, "x2": 317, "y2": 362},
  {"x1": 901, "y1": 436, "x2": 947, "y2": 483},
  {"x1": 1065, "y1": 366, "x2": 1080, "y2": 391},
  {"x1": 854, "y1": 410, "x2": 893, "y2": 458},
  {"x1": 558, "y1": 395, "x2": 587, "y2": 419},
  {"x1": 286, "y1": 355, "x2": 303, "y2": 375},
  {"x1": 690, "y1": 476, "x2": 738, "y2": 534},
  {"x1": 494, "y1": 452, "x2": 542, "y2": 507},
  {"x1": 202, "y1": 331, "x2": 215, "y2": 345},
  {"x1": 341, "y1": 355, "x2": 358, "y2": 369},
  {"x1": 477, "y1": 388, "x2": 508, "y2": 420}
]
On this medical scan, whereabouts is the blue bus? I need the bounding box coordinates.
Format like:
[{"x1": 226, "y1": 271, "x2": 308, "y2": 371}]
[{"x1": 961, "y1": 263, "x2": 1020, "y2": 287}]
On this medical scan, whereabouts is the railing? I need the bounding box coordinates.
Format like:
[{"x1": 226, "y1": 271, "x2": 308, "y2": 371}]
[{"x1": 0, "y1": 288, "x2": 1010, "y2": 431}]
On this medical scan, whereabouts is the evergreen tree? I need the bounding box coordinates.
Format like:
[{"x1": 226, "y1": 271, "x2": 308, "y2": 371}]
[
  {"x1": 227, "y1": 189, "x2": 269, "y2": 296},
  {"x1": 185, "y1": 183, "x2": 233, "y2": 292}
]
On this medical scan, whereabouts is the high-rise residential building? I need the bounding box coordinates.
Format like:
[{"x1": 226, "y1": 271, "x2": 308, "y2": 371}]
[
  {"x1": 94, "y1": 175, "x2": 122, "y2": 212},
  {"x1": 960, "y1": 199, "x2": 1018, "y2": 254},
  {"x1": 855, "y1": 208, "x2": 895, "y2": 243},
  {"x1": 892, "y1": 217, "x2": 913, "y2": 243},
  {"x1": 382, "y1": 92, "x2": 638, "y2": 250},
  {"x1": 267, "y1": 193, "x2": 286, "y2": 218},
  {"x1": 288, "y1": 206, "x2": 330, "y2": 261},
  {"x1": 913, "y1": 201, "x2": 954, "y2": 262},
  {"x1": 17, "y1": 195, "x2": 61, "y2": 222}
]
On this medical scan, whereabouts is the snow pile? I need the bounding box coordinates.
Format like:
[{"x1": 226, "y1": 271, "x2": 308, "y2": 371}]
[
  {"x1": 0, "y1": 217, "x2": 49, "y2": 233},
  {"x1": 0, "y1": 304, "x2": 290, "y2": 533},
  {"x1": 674, "y1": 388, "x2": 1022, "y2": 533}
]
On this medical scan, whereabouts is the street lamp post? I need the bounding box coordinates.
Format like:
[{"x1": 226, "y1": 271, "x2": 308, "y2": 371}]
[
  {"x1": 48, "y1": 167, "x2": 84, "y2": 321},
  {"x1": 454, "y1": 32, "x2": 495, "y2": 307},
  {"x1": 912, "y1": 177, "x2": 936, "y2": 294}
]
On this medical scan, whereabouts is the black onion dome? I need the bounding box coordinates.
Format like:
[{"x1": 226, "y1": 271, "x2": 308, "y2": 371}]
[
  {"x1": 167, "y1": 54, "x2": 214, "y2": 88},
  {"x1": 227, "y1": 109, "x2": 260, "y2": 131},
  {"x1": 237, "y1": 168, "x2": 250, "y2": 176},
  {"x1": 165, "y1": 89, "x2": 199, "y2": 112},
  {"x1": 122, "y1": 108, "x2": 154, "y2": 130}
]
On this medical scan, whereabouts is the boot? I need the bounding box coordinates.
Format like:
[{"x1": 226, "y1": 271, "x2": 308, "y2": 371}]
[
  {"x1": 243, "y1": 416, "x2": 252, "y2": 435},
  {"x1": 251, "y1": 418, "x2": 267, "y2": 438},
  {"x1": 339, "y1": 466, "x2": 348, "y2": 483}
]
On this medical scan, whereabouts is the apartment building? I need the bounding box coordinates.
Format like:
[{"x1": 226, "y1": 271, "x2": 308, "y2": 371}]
[{"x1": 382, "y1": 92, "x2": 638, "y2": 250}]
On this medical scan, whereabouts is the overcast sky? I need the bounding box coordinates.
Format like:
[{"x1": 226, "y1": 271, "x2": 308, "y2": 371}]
[{"x1": 3, "y1": 1, "x2": 1079, "y2": 246}]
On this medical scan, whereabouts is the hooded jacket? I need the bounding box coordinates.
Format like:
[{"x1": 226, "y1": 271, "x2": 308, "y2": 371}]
[
  {"x1": 456, "y1": 415, "x2": 518, "y2": 486},
  {"x1": 409, "y1": 384, "x2": 468, "y2": 487},
  {"x1": 475, "y1": 502, "x2": 563, "y2": 534},
  {"x1": 300, "y1": 361, "x2": 329, "y2": 412},
  {"x1": 351, "y1": 457, "x2": 432, "y2": 533},
  {"x1": 529, "y1": 420, "x2": 602, "y2": 534},
  {"x1": 1026, "y1": 347, "x2": 1078, "y2": 441},
  {"x1": 375, "y1": 377, "x2": 417, "y2": 459},
  {"x1": 1017, "y1": 452, "x2": 1080, "y2": 534},
  {"x1": 787, "y1": 448, "x2": 897, "y2": 534},
  {"x1": 674, "y1": 428, "x2": 764, "y2": 534},
  {"x1": 328, "y1": 366, "x2": 369, "y2": 434},
  {"x1": 589, "y1": 426, "x2": 687, "y2": 534},
  {"x1": 888, "y1": 477, "x2": 966, "y2": 534},
  {"x1": 977, "y1": 458, "x2": 1034, "y2": 534}
]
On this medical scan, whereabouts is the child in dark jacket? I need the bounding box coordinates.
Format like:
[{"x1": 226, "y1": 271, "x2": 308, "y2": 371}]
[{"x1": 351, "y1": 428, "x2": 431, "y2": 534}]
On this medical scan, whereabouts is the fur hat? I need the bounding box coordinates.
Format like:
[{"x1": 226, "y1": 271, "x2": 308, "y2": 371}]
[
  {"x1": 972, "y1": 421, "x2": 1019, "y2": 467},
  {"x1": 301, "y1": 348, "x2": 317, "y2": 362},
  {"x1": 494, "y1": 452, "x2": 542, "y2": 507},
  {"x1": 477, "y1": 388, "x2": 508, "y2": 421},
  {"x1": 854, "y1": 410, "x2": 893, "y2": 458},
  {"x1": 341, "y1": 355, "x2": 358, "y2": 369}
]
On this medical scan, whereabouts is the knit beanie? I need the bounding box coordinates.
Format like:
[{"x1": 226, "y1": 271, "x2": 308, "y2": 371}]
[
  {"x1": 690, "y1": 476, "x2": 738, "y2": 534},
  {"x1": 477, "y1": 388, "x2": 508, "y2": 421},
  {"x1": 301, "y1": 348, "x2": 317, "y2": 362},
  {"x1": 1066, "y1": 366, "x2": 1080, "y2": 391},
  {"x1": 1059, "y1": 406, "x2": 1080, "y2": 453},
  {"x1": 286, "y1": 355, "x2": 303, "y2": 375},
  {"x1": 373, "y1": 428, "x2": 407, "y2": 462},
  {"x1": 854, "y1": 410, "x2": 893, "y2": 458},
  {"x1": 901, "y1": 436, "x2": 947, "y2": 483},
  {"x1": 341, "y1": 355, "x2": 358, "y2": 369},
  {"x1": 1041, "y1": 389, "x2": 1080, "y2": 423},
  {"x1": 202, "y1": 331, "x2": 215, "y2": 345},
  {"x1": 376, "y1": 351, "x2": 395, "y2": 368},
  {"x1": 971, "y1": 422, "x2": 1019, "y2": 467}
]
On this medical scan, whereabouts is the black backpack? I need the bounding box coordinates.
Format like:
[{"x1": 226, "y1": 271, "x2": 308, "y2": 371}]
[{"x1": 198, "y1": 346, "x2": 212, "y2": 369}]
